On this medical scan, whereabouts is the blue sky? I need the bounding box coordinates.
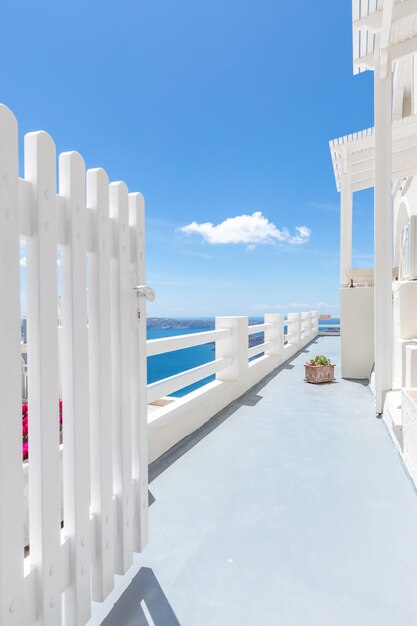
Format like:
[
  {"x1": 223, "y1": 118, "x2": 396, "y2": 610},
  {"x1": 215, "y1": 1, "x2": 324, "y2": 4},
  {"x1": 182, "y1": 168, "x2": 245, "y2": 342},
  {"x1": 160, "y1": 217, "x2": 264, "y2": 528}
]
[{"x1": 1, "y1": 0, "x2": 375, "y2": 317}]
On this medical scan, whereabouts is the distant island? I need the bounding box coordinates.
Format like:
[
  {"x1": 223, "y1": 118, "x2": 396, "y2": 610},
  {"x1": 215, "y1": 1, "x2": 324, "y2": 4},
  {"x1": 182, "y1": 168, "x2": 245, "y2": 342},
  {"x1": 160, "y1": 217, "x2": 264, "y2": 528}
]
[
  {"x1": 147, "y1": 317, "x2": 265, "y2": 349},
  {"x1": 147, "y1": 317, "x2": 263, "y2": 330},
  {"x1": 147, "y1": 318, "x2": 215, "y2": 330}
]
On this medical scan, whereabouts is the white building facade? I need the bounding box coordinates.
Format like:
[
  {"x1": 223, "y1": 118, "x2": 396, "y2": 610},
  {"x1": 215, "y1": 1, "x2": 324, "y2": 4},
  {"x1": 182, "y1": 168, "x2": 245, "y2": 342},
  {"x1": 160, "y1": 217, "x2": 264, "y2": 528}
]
[{"x1": 331, "y1": 0, "x2": 417, "y2": 483}]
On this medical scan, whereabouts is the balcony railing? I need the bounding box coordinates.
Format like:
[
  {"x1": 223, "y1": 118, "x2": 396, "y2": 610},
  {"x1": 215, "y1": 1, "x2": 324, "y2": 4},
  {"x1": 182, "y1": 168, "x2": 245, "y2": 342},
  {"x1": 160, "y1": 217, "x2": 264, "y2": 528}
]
[{"x1": 145, "y1": 312, "x2": 320, "y2": 463}]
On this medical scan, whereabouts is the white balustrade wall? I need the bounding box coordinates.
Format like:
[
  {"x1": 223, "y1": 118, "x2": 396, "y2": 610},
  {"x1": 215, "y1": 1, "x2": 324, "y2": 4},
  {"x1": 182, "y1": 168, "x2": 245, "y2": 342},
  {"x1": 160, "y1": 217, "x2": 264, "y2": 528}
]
[
  {"x1": 146, "y1": 311, "x2": 319, "y2": 462},
  {"x1": 0, "y1": 104, "x2": 149, "y2": 626}
]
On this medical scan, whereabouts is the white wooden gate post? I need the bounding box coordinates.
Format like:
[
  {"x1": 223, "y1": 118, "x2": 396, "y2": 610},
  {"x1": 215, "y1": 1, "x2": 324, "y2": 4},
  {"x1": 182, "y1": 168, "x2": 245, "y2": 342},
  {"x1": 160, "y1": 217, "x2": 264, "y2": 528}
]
[
  {"x1": 129, "y1": 192, "x2": 149, "y2": 552},
  {"x1": 265, "y1": 314, "x2": 284, "y2": 355},
  {"x1": 215, "y1": 317, "x2": 249, "y2": 382},
  {"x1": 374, "y1": 52, "x2": 393, "y2": 414},
  {"x1": 59, "y1": 151, "x2": 91, "y2": 626},
  {"x1": 25, "y1": 131, "x2": 62, "y2": 625},
  {"x1": 87, "y1": 168, "x2": 115, "y2": 601},
  {"x1": 0, "y1": 105, "x2": 25, "y2": 626}
]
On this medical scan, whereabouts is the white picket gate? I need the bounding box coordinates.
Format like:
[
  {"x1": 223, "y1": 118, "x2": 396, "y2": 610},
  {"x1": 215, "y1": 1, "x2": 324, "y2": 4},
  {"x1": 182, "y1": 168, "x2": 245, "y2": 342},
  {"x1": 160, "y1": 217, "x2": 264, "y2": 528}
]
[{"x1": 0, "y1": 104, "x2": 149, "y2": 626}]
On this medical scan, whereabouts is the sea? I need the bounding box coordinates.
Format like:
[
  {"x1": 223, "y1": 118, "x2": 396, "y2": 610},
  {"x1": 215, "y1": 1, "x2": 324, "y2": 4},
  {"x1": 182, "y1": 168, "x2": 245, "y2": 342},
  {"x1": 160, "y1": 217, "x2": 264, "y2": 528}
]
[
  {"x1": 147, "y1": 325, "x2": 218, "y2": 397},
  {"x1": 147, "y1": 317, "x2": 340, "y2": 398}
]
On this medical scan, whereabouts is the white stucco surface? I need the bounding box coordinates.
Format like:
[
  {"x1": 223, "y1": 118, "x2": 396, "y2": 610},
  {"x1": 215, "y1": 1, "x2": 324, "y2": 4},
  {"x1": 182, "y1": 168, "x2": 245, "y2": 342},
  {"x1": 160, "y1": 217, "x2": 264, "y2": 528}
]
[{"x1": 340, "y1": 287, "x2": 374, "y2": 379}]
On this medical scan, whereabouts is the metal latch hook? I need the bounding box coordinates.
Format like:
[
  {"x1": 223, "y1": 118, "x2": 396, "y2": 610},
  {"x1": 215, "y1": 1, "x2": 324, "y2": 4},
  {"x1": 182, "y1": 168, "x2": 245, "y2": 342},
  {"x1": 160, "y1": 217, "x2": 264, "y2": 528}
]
[{"x1": 133, "y1": 285, "x2": 156, "y2": 302}]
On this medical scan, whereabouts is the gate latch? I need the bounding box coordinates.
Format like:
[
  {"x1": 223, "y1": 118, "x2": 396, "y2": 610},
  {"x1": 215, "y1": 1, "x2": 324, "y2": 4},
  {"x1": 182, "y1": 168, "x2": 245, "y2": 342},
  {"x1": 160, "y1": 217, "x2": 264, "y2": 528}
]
[
  {"x1": 133, "y1": 285, "x2": 156, "y2": 320},
  {"x1": 133, "y1": 285, "x2": 156, "y2": 302}
]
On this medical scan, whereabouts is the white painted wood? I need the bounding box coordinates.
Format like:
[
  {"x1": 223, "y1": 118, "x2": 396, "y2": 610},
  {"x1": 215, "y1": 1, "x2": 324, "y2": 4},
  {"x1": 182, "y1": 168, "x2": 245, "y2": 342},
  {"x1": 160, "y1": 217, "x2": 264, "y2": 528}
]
[
  {"x1": 285, "y1": 318, "x2": 296, "y2": 326},
  {"x1": 148, "y1": 358, "x2": 230, "y2": 403},
  {"x1": 0, "y1": 105, "x2": 25, "y2": 626},
  {"x1": 147, "y1": 328, "x2": 230, "y2": 356},
  {"x1": 215, "y1": 317, "x2": 249, "y2": 382},
  {"x1": 19, "y1": 178, "x2": 33, "y2": 238},
  {"x1": 287, "y1": 313, "x2": 301, "y2": 346},
  {"x1": 59, "y1": 152, "x2": 91, "y2": 625},
  {"x1": 330, "y1": 114, "x2": 417, "y2": 193},
  {"x1": 265, "y1": 314, "x2": 284, "y2": 355},
  {"x1": 340, "y1": 174, "x2": 353, "y2": 287},
  {"x1": 109, "y1": 182, "x2": 133, "y2": 575},
  {"x1": 247, "y1": 323, "x2": 274, "y2": 335},
  {"x1": 374, "y1": 53, "x2": 394, "y2": 413},
  {"x1": 25, "y1": 131, "x2": 62, "y2": 625},
  {"x1": 248, "y1": 342, "x2": 272, "y2": 359},
  {"x1": 129, "y1": 192, "x2": 149, "y2": 552},
  {"x1": 352, "y1": 0, "x2": 360, "y2": 73},
  {"x1": 86, "y1": 168, "x2": 115, "y2": 600},
  {"x1": 24, "y1": 519, "x2": 93, "y2": 626},
  {"x1": 311, "y1": 311, "x2": 319, "y2": 334}
]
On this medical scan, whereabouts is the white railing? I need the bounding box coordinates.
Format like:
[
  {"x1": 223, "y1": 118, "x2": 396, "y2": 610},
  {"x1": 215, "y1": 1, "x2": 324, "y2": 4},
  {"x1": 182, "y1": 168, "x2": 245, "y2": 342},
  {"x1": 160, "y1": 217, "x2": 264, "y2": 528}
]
[
  {"x1": 148, "y1": 357, "x2": 230, "y2": 403},
  {"x1": 0, "y1": 104, "x2": 148, "y2": 626},
  {"x1": 147, "y1": 312, "x2": 319, "y2": 461},
  {"x1": 147, "y1": 327, "x2": 230, "y2": 356},
  {"x1": 146, "y1": 313, "x2": 319, "y2": 406}
]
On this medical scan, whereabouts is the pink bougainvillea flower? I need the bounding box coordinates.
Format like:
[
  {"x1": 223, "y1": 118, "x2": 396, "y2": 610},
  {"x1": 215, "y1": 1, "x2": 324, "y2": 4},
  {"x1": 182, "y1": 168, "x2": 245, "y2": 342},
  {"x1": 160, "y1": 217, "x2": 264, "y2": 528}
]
[{"x1": 21, "y1": 399, "x2": 63, "y2": 461}]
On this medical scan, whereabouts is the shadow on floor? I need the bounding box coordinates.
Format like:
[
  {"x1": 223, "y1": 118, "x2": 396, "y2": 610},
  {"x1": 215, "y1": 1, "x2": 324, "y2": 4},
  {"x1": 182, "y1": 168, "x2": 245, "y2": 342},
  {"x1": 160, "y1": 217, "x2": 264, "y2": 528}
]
[
  {"x1": 149, "y1": 338, "x2": 322, "y2": 483},
  {"x1": 101, "y1": 567, "x2": 181, "y2": 626},
  {"x1": 343, "y1": 377, "x2": 371, "y2": 387}
]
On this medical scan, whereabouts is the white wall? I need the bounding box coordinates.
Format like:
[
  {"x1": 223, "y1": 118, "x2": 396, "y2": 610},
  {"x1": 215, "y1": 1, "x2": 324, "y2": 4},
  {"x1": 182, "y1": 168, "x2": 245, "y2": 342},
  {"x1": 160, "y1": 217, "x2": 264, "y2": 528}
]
[{"x1": 340, "y1": 287, "x2": 374, "y2": 379}]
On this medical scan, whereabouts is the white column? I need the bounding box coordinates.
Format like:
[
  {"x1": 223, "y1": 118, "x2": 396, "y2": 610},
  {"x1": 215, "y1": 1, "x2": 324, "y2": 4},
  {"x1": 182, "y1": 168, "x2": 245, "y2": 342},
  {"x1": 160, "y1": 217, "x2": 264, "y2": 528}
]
[
  {"x1": 340, "y1": 174, "x2": 353, "y2": 287},
  {"x1": 287, "y1": 313, "x2": 301, "y2": 347},
  {"x1": 265, "y1": 314, "x2": 284, "y2": 355},
  {"x1": 215, "y1": 316, "x2": 248, "y2": 382},
  {"x1": 374, "y1": 52, "x2": 394, "y2": 414}
]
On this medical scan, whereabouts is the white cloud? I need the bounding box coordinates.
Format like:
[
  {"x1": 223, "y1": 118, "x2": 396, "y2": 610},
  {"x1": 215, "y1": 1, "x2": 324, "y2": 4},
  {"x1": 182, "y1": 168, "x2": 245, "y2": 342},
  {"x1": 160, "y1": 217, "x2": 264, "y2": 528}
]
[
  {"x1": 179, "y1": 212, "x2": 311, "y2": 247},
  {"x1": 249, "y1": 301, "x2": 336, "y2": 312},
  {"x1": 20, "y1": 256, "x2": 26, "y2": 267}
]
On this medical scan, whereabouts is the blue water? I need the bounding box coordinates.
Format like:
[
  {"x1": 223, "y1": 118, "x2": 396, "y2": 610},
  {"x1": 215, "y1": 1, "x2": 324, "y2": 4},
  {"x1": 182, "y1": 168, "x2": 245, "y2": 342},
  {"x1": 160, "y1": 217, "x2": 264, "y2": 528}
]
[
  {"x1": 147, "y1": 317, "x2": 340, "y2": 398},
  {"x1": 147, "y1": 326, "x2": 217, "y2": 397}
]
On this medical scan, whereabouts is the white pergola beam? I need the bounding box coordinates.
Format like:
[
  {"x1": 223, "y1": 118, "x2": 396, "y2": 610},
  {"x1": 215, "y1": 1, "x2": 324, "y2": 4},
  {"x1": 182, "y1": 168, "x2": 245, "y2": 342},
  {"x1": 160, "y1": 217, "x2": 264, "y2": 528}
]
[
  {"x1": 353, "y1": 0, "x2": 417, "y2": 33},
  {"x1": 381, "y1": 0, "x2": 394, "y2": 50},
  {"x1": 330, "y1": 116, "x2": 417, "y2": 192},
  {"x1": 349, "y1": 162, "x2": 417, "y2": 192},
  {"x1": 355, "y1": 34, "x2": 417, "y2": 70}
]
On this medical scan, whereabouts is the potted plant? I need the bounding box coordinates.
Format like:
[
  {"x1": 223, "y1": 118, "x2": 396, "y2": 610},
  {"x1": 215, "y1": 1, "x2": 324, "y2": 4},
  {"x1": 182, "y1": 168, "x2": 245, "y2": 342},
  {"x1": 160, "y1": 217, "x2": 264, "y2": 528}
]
[{"x1": 305, "y1": 354, "x2": 335, "y2": 384}]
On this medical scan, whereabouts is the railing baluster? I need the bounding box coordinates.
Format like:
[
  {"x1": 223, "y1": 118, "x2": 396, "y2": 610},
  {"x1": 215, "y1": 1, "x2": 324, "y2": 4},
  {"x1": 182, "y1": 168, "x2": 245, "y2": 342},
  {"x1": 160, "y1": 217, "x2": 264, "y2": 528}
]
[{"x1": 265, "y1": 314, "x2": 284, "y2": 356}]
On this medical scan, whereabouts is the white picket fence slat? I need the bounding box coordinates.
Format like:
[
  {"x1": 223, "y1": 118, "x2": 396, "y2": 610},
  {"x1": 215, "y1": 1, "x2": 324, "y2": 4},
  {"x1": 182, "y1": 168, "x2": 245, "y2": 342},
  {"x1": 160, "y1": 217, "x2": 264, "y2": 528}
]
[
  {"x1": 129, "y1": 193, "x2": 149, "y2": 552},
  {"x1": 86, "y1": 168, "x2": 115, "y2": 602},
  {"x1": 25, "y1": 131, "x2": 62, "y2": 626},
  {"x1": 0, "y1": 105, "x2": 25, "y2": 626},
  {"x1": 59, "y1": 151, "x2": 92, "y2": 625},
  {"x1": 110, "y1": 182, "x2": 134, "y2": 574}
]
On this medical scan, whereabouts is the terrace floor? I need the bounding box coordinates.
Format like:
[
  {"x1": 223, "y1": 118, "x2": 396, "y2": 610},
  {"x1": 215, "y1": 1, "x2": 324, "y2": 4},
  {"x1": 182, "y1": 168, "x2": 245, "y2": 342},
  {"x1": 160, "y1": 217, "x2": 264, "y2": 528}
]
[{"x1": 93, "y1": 337, "x2": 417, "y2": 626}]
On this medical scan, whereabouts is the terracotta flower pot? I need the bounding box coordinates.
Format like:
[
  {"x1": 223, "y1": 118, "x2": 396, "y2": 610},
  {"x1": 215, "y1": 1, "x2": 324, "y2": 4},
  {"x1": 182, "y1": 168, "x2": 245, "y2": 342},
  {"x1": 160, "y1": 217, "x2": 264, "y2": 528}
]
[{"x1": 304, "y1": 363, "x2": 335, "y2": 384}]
